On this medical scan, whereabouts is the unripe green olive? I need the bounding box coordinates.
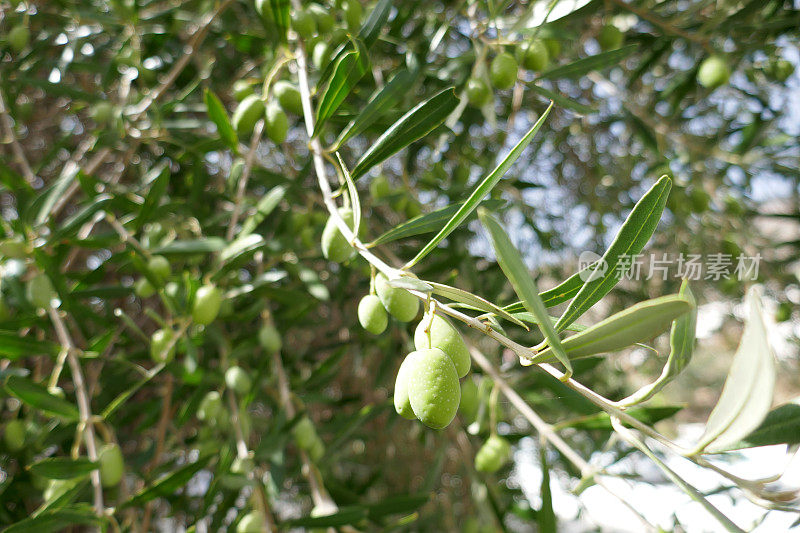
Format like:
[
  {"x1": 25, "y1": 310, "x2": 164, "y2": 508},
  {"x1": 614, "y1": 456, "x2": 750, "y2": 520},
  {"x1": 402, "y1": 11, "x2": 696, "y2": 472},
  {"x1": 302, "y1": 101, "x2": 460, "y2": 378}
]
[
  {"x1": 321, "y1": 208, "x2": 356, "y2": 263},
  {"x1": 237, "y1": 511, "x2": 266, "y2": 533},
  {"x1": 343, "y1": 0, "x2": 362, "y2": 31},
  {"x1": 164, "y1": 281, "x2": 180, "y2": 300},
  {"x1": 459, "y1": 378, "x2": 480, "y2": 421},
  {"x1": 273, "y1": 80, "x2": 303, "y2": 115},
  {"x1": 231, "y1": 455, "x2": 254, "y2": 475},
  {"x1": 134, "y1": 277, "x2": 155, "y2": 298},
  {"x1": 474, "y1": 434, "x2": 511, "y2": 473},
  {"x1": 312, "y1": 41, "x2": 331, "y2": 70},
  {"x1": 544, "y1": 39, "x2": 561, "y2": 58},
  {"x1": 597, "y1": 24, "x2": 624, "y2": 51},
  {"x1": 265, "y1": 102, "x2": 288, "y2": 144},
  {"x1": 689, "y1": 188, "x2": 710, "y2": 213},
  {"x1": 697, "y1": 55, "x2": 730, "y2": 89},
  {"x1": 489, "y1": 52, "x2": 518, "y2": 90},
  {"x1": 258, "y1": 324, "x2": 282, "y2": 353},
  {"x1": 292, "y1": 9, "x2": 317, "y2": 39},
  {"x1": 405, "y1": 348, "x2": 461, "y2": 429},
  {"x1": 150, "y1": 328, "x2": 176, "y2": 364},
  {"x1": 308, "y1": 435, "x2": 325, "y2": 461},
  {"x1": 148, "y1": 255, "x2": 171, "y2": 285},
  {"x1": 232, "y1": 94, "x2": 266, "y2": 138},
  {"x1": 192, "y1": 284, "x2": 223, "y2": 325},
  {"x1": 98, "y1": 443, "x2": 124, "y2": 487},
  {"x1": 225, "y1": 366, "x2": 252, "y2": 395},
  {"x1": 292, "y1": 416, "x2": 317, "y2": 450},
  {"x1": 375, "y1": 272, "x2": 419, "y2": 322},
  {"x1": 358, "y1": 294, "x2": 388, "y2": 334},
  {"x1": 233, "y1": 79, "x2": 255, "y2": 101},
  {"x1": 465, "y1": 78, "x2": 491, "y2": 107},
  {"x1": 91, "y1": 101, "x2": 114, "y2": 124},
  {"x1": 369, "y1": 175, "x2": 392, "y2": 200},
  {"x1": 393, "y1": 351, "x2": 421, "y2": 419},
  {"x1": 8, "y1": 25, "x2": 29, "y2": 53},
  {"x1": 414, "y1": 314, "x2": 470, "y2": 378},
  {"x1": 308, "y1": 4, "x2": 335, "y2": 34},
  {"x1": 0, "y1": 237, "x2": 28, "y2": 258},
  {"x1": 521, "y1": 39, "x2": 549, "y2": 71},
  {"x1": 198, "y1": 391, "x2": 224, "y2": 422},
  {"x1": 27, "y1": 273, "x2": 55, "y2": 309},
  {"x1": 3, "y1": 419, "x2": 25, "y2": 451}
]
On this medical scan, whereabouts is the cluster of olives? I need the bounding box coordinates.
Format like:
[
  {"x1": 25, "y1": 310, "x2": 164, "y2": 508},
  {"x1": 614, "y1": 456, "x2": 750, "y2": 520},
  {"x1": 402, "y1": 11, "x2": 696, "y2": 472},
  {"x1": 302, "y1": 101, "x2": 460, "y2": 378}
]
[
  {"x1": 231, "y1": 79, "x2": 299, "y2": 144},
  {"x1": 466, "y1": 37, "x2": 561, "y2": 107},
  {"x1": 292, "y1": 415, "x2": 325, "y2": 461}
]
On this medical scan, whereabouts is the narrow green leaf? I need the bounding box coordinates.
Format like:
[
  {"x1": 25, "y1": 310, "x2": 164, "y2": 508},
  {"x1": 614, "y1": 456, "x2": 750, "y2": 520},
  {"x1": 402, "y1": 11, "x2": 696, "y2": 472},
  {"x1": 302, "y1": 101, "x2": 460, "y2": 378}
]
[
  {"x1": 151, "y1": 238, "x2": 226, "y2": 255},
  {"x1": 334, "y1": 68, "x2": 418, "y2": 148},
  {"x1": 33, "y1": 479, "x2": 89, "y2": 515},
  {"x1": 50, "y1": 195, "x2": 112, "y2": 242},
  {"x1": 28, "y1": 457, "x2": 97, "y2": 480},
  {"x1": 406, "y1": 102, "x2": 553, "y2": 268},
  {"x1": 5, "y1": 375, "x2": 79, "y2": 420},
  {"x1": 723, "y1": 399, "x2": 800, "y2": 450},
  {"x1": 386, "y1": 276, "x2": 432, "y2": 293},
  {"x1": 365, "y1": 493, "x2": 430, "y2": 520},
  {"x1": 617, "y1": 281, "x2": 697, "y2": 406},
  {"x1": 337, "y1": 153, "x2": 361, "y2": 242},
  {"x1": 5, "y1": 506, "x2": 104, "y2": 533},
  {"x1": 0, "y1": 330, "x2": 61, "y2": 359},
  {"x1": 220, "y1": 234, "x2": 264, "y2": 263},
  {"x1": 533, "y1": 294, "x2": 692, "y2": 364},
  {"x1": 124, "y1": 454, "x2": 214, "y2": 507},
  {"x1": 503, "y1": 266, "x2": 594, "y2": 312},
  {"x1": 314, "y1": 41, "x2": 370, "y2": 137},
  {"x1": 555, "y1": 175, "x2": 672, "y2": 331},
  {"x1": 695, "y1": 286, "x2": 777, "y2": 454},
  {"x1": 285, "y1": 507, "x2": 368, "y2": 528},
  {"x1": 479, "y1": 208, "x2": 572, "y2": 375},
  {"x1": 101, "y1": 365, "x2": 164, "y2": 419},
  {"x1": 539, "y1": 45, "x2": 638, "y2": 80},
  {"x1": 135, "y1": 161, "x2": 170, "y2": 231},
  {"x1": 351, "y1": 88, "x2": 460, "y2": 180},
  {"x1": 268, "y1": 0, "x2": 290, "y2": 42},
  {"x1": 537, "y1": 446, "x2": 557, "y2": 533},
  {"x1": 35, "y1": 164, "x2": 84, "y2": 226},
  {"x1": 427, "y1": 281, "x2": 526, "y2": 328},
  {"x1": 204, "y1": 89, "x2": 238, "y2": 152},
  {"x1": 238, "y1": 185, "x2": 286, "y2": 238},
  {"x1": 370, "y1": 199, "x2": 504, "y2": 246},
  {"x1": 528, "y1": 84, "x2": 595, "y2": 115}
]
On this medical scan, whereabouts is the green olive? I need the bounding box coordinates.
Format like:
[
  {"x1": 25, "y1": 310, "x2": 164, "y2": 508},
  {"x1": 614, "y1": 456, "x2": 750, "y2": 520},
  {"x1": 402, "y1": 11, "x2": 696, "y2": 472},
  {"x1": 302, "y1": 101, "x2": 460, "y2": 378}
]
[
  {"x1": 273, "y1": 80, "x2": 303, "y2": 115},
  {"x1": 292, "y1": 9, "x2": 317, "y2": 39},
  {"x1": 414, "y1": 314, "x2": 470, "y2": 378},
  {"x1": 597, "y1": 24, "x2": 624, "y2": 51},
  {"x1": 489, "y1": 52, "x2": 518, "y2": 90},
  {"x1": 134, "y1": 277, "x2": 155, "y2": 298},
  {"x1": 90, "y1": 101, "x2": 114, "y2": 124},
  {"x1": 689, "y1": 188, "x2": 710, "y2": 213},
  {"x1": 405, "y1": 348, "x2": 461, "y2": 429},
  {"x1": 237, "y1": 511, "x2": 266, "y2": 533},
  {"x1": 521, "y1": 39, "x2": 549, "y2": 71},
  {"x1": 292, "y1": 416, "x2": 317, "y2": 450},
  {"x1": 98, "y1": 443, "x2": 124, "y2": 487},
  {"x1": 308, "y1": 435, "x2": 325, "y2": 461},
  {"x1": 375, "y1": 272, "x2": 419, "y2": 322},
  {"x1": 232, "y1": 94, "x2": 266, "y2": 138},
  {"x1": 393, "y1": 351, "x2": 420, "y2": 420},
  {"x1": 198, "y1": 391, "x2": 224, "y2": 422},
  {"x1": 459, "y1": 378, "x2": 480, "y2": 421},
  {"x1": 343, "y1": 0, "x2": 362, "y2": 31},
  {"x1": 265, "y1": 101, "x2": 288, "y2": 144},
  {"x1": 27, "y1": 273, "x2": 55, "y2": 309},
  {"x1": 697, "y1": 55, "x2": 730, "y2": 89},
  {"x1": 369, "y1": 175, "x2": 392, "y2": 200},
  {"x1": 258, "y1": 324, "x2": 282, "y2": 353},
  {"x1": 233, "y1": 79, "x2": 255, "y2": 101},
  {"x1": 321, "y1": 208, "x2": 356, "y2": 263},
  {"x1": 465, "y1": 78, "x2": 491, "y2": 107},
  {"x1": 192, "y1": 284, "x2": 223, "y2": 326},
  {"x1": 544, "y1": 39, "x2": 561, "y2": 58},
  {"x1": 225, "y1": 366, "x2": 252, "y2": 395},
  {"x1": 3, "y1": 419, "x2": 25, "y2": 452},
  {"x1": 308, "y1": 4, "x2": 335, "y2": 34},
  {"x1": 147, "y1": 255, "x2": 171, "y2": 285},
  {"x1": 312, "y1": 41, "x2": 331, "y2": 70},
  {"x1": 150, "y1": 328, "x2": 177, "y2": 364},
  {"x1": 8, "y1": 25, "x2": 29, "y2": 53},
  {"x1": 474, "y1": 434, "x2": 511, "y2": 473},
  {"x1": 358, "y1": 294, "x2": 388, "y2": 335}
]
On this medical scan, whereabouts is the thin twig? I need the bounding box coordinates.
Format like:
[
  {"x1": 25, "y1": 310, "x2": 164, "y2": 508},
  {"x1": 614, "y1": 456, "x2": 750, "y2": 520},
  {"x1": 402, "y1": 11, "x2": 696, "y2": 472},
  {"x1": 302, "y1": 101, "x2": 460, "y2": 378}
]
[
  {"x1": 0, "y1": 88, "x2": 36, "y2": 183},
  {"x1": 226, "y1": 119, "x2": 265, "y2": 241}
]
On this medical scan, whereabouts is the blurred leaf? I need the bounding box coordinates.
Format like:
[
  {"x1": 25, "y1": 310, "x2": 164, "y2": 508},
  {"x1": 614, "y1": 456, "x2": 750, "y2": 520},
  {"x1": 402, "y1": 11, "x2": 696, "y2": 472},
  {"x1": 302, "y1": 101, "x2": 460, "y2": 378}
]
[
  {"x1": 28, "y1": 457, "x2": 97, "y2": 480},
  {"x1": 337, "y1": 153, "x2": 361, "y2": 241},
  {"x1": 152, "y1": 238, "x2": 226, "y2": 255},
  {"x1": 33, "y1": 479, "x2": 89, "y2": 515},
  {"x1": 351, "y1": 88, "x2": 459, "y2": 180},
  {"x1": 407, "y1": 102, "x2": 553, "y2": 268},
  {"x1": 237, "y1": 185, "x2": 286, "y2": 238},
  {"x1": 539, "y1": 45, "x2": 638, "y2": 80},
  {"x1": 0, "y1": 330, "x2": 61, "y2": 359},
  {"x1": 124, "y1": 454, "x2": 214, "y2": 507},
  {"x1": 724, "y1": 400, "x2": 800, "y2": 450},
  {"x1": 528, "y1": 84, "x2": 595, "y2": 115},
  {"x1": 50, "y1": 195, "x2": 112, "y2": 242},
  {"x1": 268, "y1": 0, "x2": 290, "y2": 42},
  {"x1": 696, "y1": 286, "x2": 777, "y2": 454},
  {"x1": 365, "y1": 493, "x2": 430, "y2": 520},
  {"x1": 538, "y1": 446, "x2": 556, "y2": 533},
  {"x1": 204, "y1": 89, "x2": 238, "y2": 152},
  {"x1": 556, "y1": 405, "x2": 684, "y2": 431},
  {"x1": 5, "y1": 375, "x2": 79, "y2": 420},
  {"x1": 5, "y1": 506, "x2": 104, "y2": 533},
  {"x1": 314, "y1": 41, "x2": 370, "y2": 136},
  {"x1": 285, "y1": 507, "x2": 368, "y2": 528}
]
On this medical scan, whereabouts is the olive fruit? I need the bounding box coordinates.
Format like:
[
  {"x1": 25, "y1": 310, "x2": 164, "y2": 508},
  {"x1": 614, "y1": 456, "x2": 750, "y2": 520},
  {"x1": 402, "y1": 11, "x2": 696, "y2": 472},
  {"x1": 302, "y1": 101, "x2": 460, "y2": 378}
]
[
  {"x1": 597, "y1": 24, "x2": 624, "y2": 51},
  {"x1": 237, "y1": 511, "x2": 266, "y2": 533},
  {"x1": 321, "y1": 208, "x2": 356, "y2": 263},
  {"x1": 343, "y1": 0, "x2": 362, "y2": 31},
  {"x1": 465, "y1": 78, "x2": 491, "y2": 107},
  {"x1": 404, "y1": 348, "x2": 461, "y2": 429},
  {"x1": 150, "y1": 328, "x2": 177, "y2": 364},
  {"x1": 414, "y1": 314, "x2": 470, "y2": 378},
  {"x1": 375, "y1": 272, "x2": 419, "y2": 322},
  {"x1": 292, "y1": 416, "x2": 317, "y2": 450},
  {"x1": 225, "y1": 366, "x2": 252, "y2": 395},
  {"x1": 134, "y1": 277, "x2": 155, "y2": 298},
  {"x1": 258, "y1": 324, "x2": 282, "y2": 353},
  {"x1": 393, "y1": 351, "x2": 421, "y2": 419},
  {"x1": 459, "y1": 378, "x2": 480, "y2": 421},
  {"x1": 358, "y1": 294, "x2": 388, "y2": 334},
  {"x1": 232, "y1": 94, "x2": 266, "y2": 138},
  {"x1": 312, "y1": 41, "x2": 331, "y2": 70},
  {"x1": 292, "y1": 9, "x2": 317, "y2": 39},
  {"x1": 198, "y1": 391, "x2": 224, "y2": 422},
  {"x1": 521, "y1": 39, "x2": 549, "y2": 71},
  {"x1": 3, "y1": 420, "x2": 25, "y2": 451},
  {"x1": 475, "y1": 434, "x2": 511, "y2": 473},
  {"x1": 544, "y1": 39, "x2": 561, "y2": 58},
  {"x1": 231, "y1": 455, "x2": 254, "y2": 475},
  {"x1": 8, "y1": 25, "x2": 29, "y2": 53},
  {"x1": 91, "y1": 101, "x2": 114, "y2": 124},
  {"x1": 233, "y1": 79, "x2": 255, "y2": 101},
  {"x1": 369, "y1": 174, "x2": 391, "y2": 200},
  {"x1": 148, "y1": 255, "x2": 171, "y2": 285},
  {"x1": 273, "y1": 80, "x2": 303, "y2": 115},
  {"x1": 689, "y1": 188, "x2": 710, "y2": 213},
  {"x1": 98, "y1": 443, "x2": 124, "y2": 487},
  {"x1": 192, "y1": 284, "x2": 223, "y2": 325},
  {"x1": 27, "y1": 273, "x2": 55, "y2": 309},
  {"x1": 697, "y1": 56, "x2": 730, "y2": 89},
  {"x1": 489, "y1": 52, "x2": 518, "y2": 90},
  {"x1": 308, "y1": 435, "x2": 325, "y2": 461},
  {"x1": 308, "y1": 4, "x2": 335, "y2": 34},
  {"x1": 265, "y1": 102, "x2": 288, "y2": 144}
]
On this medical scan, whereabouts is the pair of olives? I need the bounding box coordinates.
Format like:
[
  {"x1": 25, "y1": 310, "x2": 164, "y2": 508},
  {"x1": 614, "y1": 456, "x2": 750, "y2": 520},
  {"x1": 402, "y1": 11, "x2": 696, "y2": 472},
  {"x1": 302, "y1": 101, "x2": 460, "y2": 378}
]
[
  {"x1": 232, "y1": 80, "x2": 300, "y2": 143},
  {"x1": 293, "y1": 416, "x2": 325, "y2": 461},
  {"x1": 357, "y1": 272, "x2": 421, "y2": 334}
]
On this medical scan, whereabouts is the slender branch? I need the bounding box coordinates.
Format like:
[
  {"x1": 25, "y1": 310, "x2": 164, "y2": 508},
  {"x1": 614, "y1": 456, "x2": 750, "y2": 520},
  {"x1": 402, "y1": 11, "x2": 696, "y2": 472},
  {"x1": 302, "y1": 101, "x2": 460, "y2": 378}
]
[
  {"x1": 227, "y1": 119, "x2": 265, "y2": 241},
  {"x1": 606, "y1": 0, "x2": 711, "y2": 51},
  {"x1": 0, "y1": 88, "x2": 36, "y2": 183}
]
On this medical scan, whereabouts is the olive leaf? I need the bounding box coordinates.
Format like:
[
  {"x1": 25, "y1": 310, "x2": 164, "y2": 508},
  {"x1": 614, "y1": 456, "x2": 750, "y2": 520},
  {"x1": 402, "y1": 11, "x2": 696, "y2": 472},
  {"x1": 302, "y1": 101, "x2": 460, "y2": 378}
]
[
  {"x1": 237, "y1": 184, "x2": 286, "y2": 239},
  {"x1": 314, "y1": 40, "x2": 370, "y2": 137},
  {"x1": 528, "y1": 84, "x2": 596, "y2": 115},
  {"x1": 692, "y1": 286, "x2": 777, "y2": 455},
  {"x1": 5, "y1": 375, "x2": 80, "y2": 420},
  {"x1": 533, "y1": 293, "x2": 693, "y2": 364},
  {"x1": 386, "y1": 276, "x2": 433, "y2": 294},
  {"x1": 406, "y1": 102, "x2": 553, "y2": 268},
  {"x1": 5, "y1": 506, "x2": 105, "y2": 533},
  {"x1": 0, "y1": 330, "x2": 61, "y2": 359},
  {"x1": 539, "y1": 45, "x2": 638, "y2": 80},
  {"x1": 503, "y1": 264, "x2": 597, "y2": 313},
  {"x1": 478, "y1": 208, "x2": 572, "y2": 376},
  {"x1": 555, "y1": 175, "x2": 672, "y2": 331},
  {"x1": 28, "y1": 457, "x2": 98, "y2": 480},
  {"x1": 267, "y1": 0, "x2": 290, "y2": 43},
  {"x1": 123, "y1": 454, "x2": 214, "y2": 507},
  {"x1": 616, "y1": 281, "x2": 697, "y2": 406},
  {"x1": 720, "y1": 399, "x2": 800, "y2": 450},
  {"x1": 427, "y1": 281, "x2": 526, "y2": 328},
  {"x1": 203, "y1": 89, "x2": 238, "y2": 152},
  {"x1": 134, "y1": 161, "x2": 170, "y2": 230},
  {"x1": 337, "y1": 153, "x2": 361, "y2": 242}
]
